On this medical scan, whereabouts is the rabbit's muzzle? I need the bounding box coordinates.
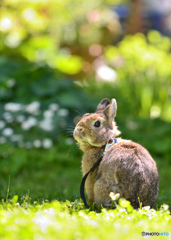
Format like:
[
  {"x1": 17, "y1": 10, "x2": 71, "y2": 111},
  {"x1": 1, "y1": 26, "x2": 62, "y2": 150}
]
[
  {"x1": 73, "y1": 127, "x2": 86, "y2": 144},
  {"x1": 74, "y1": 127, "x2": 84, "y2": 138},
  {"x1": 73, "y1": 127, "x2": 91, "y2": 150}
]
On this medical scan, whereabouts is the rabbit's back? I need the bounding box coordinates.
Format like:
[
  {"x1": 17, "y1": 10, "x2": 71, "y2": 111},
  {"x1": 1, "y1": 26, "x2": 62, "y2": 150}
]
[{"x1": 94, "y1": 141, "x2": 159, "y2": 208}]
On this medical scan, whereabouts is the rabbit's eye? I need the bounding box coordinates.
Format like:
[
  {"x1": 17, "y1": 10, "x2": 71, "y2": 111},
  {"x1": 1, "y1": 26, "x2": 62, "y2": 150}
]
[{"x1": 94, "y1": 120, "x2": 101, "y2": 128}]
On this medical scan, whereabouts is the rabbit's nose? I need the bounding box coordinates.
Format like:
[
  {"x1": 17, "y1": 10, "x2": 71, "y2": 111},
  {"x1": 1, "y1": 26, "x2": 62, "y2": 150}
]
[
  {"x1": 77, "y1": 127, "x2": 83, "y2": 133},
  {"x1": 75, "y1": 127, "x2": 84, "y2": 136}
]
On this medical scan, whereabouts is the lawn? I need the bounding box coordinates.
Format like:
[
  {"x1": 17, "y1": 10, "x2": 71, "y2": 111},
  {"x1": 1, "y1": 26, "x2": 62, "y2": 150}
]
[{"x1": 0, "y1": 197, "x2": 170, "y2": 240}]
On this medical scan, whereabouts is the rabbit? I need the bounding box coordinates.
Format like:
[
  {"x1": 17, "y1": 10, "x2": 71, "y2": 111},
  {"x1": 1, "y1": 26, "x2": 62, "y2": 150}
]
[{"x1": 73, "y1": 98, "x2": 159, "y2": 208}]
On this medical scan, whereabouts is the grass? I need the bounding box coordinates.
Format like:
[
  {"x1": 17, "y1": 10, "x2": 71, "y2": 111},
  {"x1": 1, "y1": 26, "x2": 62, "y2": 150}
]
[
  {"x1": 0, "y1": 138, "x2": 82, "y2": 202},
  {"x1": 0, "y1": 197, "x2": 170, "y2": 240}
]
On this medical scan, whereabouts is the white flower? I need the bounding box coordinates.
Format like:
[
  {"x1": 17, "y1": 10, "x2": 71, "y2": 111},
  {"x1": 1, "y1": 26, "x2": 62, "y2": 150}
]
[
  {"x1": 58, "y1": 109, "x2": 69, "y2": 117},
  {"x1": 109, "y1": 192, "x2": 120, "y2": 201},
  {"x1": 4, "y1": 102, "x2": 22, "y2": 112},
  {"x1": 22, "y1": 122, "x2": 30, "y2": 131},
  {"x1": 0, "y1": 120, "x2": 6, "y2": 129},
  {"x1": 44, "y1": 208, "x2": 55, "y2": 216},
  {"x1": 25, "y1": 101, "x2": 40, "y2": 115},
  {"x1": 143, "y1": 206, "x2": 150, "y2": 211},
  {"x1": 160, "y1": 204, "x2": 169, "y2": 211},
  {"x1": 2, "y1": 128, "x2": 14, "y2": 137},
  {"x1": 34, "y1": 212, "x2": 53, "y2": 233},
  {"x1": 3, "y1": 112, "x2": 13, "y2": 123},
  {"x1": 16, "y1": 115, "x2": 26, "y2": 123},
  {"x1": 28, "y1": 117, "x2": 37, "y2": 126},
  {"x1": 39, "y1": 118, "x2": 53, "y2": 131},
  {"x1": 42, "y1": 138, "x2": 52, "y2": 149},
  {"x1": 22, "y1": 117, "x2": 38, "y2": 130},
  {"x1": 43, "y1": 110, "x2": 54, "y2": 118},
  {"x1": 49, "y1": 103, "x2": 59, "y2": 111},
  {"x1": 33, "y1": 140, "x2": 41, "y2": 148}
]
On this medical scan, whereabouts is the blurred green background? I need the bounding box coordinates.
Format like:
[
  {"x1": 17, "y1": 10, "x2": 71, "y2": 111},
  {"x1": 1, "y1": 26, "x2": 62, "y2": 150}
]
[{"x1": 0, "y1": 0, "x2": 171, "y2": 208}]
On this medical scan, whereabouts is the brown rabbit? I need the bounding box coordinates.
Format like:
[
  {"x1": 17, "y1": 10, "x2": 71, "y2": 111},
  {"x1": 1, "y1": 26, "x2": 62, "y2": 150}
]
[{"x1": 73, "y1": 98, "x2": 159, "y2": 208}]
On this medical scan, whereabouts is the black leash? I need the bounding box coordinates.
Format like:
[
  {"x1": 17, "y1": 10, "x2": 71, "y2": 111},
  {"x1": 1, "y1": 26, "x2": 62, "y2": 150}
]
[
  {"x1": 80, "y1": 155, "x2": 103, "y2": 208},
  {"x1": 79, "y1": 138, "x2": 118, "y2": 208}
]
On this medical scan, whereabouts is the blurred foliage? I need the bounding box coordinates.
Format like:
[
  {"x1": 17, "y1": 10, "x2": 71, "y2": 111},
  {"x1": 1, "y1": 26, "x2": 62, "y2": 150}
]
[
  {"x1": 1, "y1": 0, "x2": 171, "y2": 121},
  {"x1": 0, "y1": 0, "x2": 124, "y2": 74},
  {"x1": 86, "y1": 32, "x2": 171, "y2": 122},
  {"x1": 0, "y1": 55, "x2": 93, "y2": 108}
]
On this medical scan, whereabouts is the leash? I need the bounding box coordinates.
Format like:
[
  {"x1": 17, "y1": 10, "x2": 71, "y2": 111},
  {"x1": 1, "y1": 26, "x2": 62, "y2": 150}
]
[
  {"x1": 80, "y1": 155, "x2": 103, "y2": 208},
  {"x1": 80, "y1": 138, "x2": 118, "y2": 208}
]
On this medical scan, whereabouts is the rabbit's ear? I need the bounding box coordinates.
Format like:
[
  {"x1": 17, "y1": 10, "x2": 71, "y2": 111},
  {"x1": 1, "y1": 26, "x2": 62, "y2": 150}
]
[
  {"x1": 104, "y1": 98, "x2": 117, "y2": 123},
  {"x1": 96, "y1": 98, "x2": 110, "y2": 112}
]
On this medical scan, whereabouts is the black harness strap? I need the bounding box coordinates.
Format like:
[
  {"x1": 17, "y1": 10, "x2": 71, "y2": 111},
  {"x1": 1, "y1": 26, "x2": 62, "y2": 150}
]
[
  {"x1": 80, "y1": 155, "x2": 103, "y2": 208},
  {"x1": 80, "y1": 138, "x2": 118, "y2": 208}
]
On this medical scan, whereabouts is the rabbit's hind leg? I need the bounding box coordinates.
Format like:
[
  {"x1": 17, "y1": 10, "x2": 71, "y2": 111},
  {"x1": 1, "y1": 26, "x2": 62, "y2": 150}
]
[{"x1": 93, "y1": 176, "x2": 118, "y2": 208}]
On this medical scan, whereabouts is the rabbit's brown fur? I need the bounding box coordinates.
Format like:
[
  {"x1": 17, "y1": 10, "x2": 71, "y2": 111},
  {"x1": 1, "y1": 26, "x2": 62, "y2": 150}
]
[{"x1": 73, "y1": 98, "x2": 159, "y2": 208}]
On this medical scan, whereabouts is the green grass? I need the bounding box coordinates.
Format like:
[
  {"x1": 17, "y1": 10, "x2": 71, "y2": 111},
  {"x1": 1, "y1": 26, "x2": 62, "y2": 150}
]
[
  {"x1": 0, "y1": 197, "x2": 170, "y2": 240},
  {"x1": 0, "y1": 137, "x2": 82, "y2": 202}
]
